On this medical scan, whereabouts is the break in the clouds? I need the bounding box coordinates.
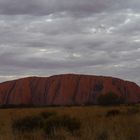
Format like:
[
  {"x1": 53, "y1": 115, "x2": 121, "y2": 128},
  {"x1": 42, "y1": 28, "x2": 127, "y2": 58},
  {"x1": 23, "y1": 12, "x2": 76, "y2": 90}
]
[{"x1": 0, "y1": 0, "x2": 140, "y2": 85}]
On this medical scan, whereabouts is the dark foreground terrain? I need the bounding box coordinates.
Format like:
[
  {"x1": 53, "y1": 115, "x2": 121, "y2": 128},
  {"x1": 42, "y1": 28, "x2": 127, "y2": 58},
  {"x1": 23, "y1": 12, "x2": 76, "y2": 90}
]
[{"x1": 0, "y1": 105, "x2": 140, "y2": 140}]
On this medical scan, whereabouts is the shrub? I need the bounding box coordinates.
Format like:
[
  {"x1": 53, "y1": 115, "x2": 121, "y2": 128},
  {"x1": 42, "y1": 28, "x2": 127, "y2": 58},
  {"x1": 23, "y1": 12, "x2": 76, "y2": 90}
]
[
  {"x1": 40, "y1": 111, "x2": 57, "y2": 119},
  {"x1": 44, "y1": 115, "x2": 81, "y2": 136},
  {"x1": 106, "y1": 109, "x2": 121, "y2": 117},
  {"x1": 97, "y1": 92, "x2": 124, "y2": 105},
  {"x1": 126, "y1": 107, "x2": 139, "y2": 115},
  {"x1": 12, "y1": 116, "x2": 43, "y2": 132},
  {"x1": 97, "y1": 130, "x2": 108, "y2": 140},
  {"x1": 62, "y1": 115, "x2": 81, "y2": 133},
  {"x1": 12, "y1": 112, "x2": 81, "y2": 137}
]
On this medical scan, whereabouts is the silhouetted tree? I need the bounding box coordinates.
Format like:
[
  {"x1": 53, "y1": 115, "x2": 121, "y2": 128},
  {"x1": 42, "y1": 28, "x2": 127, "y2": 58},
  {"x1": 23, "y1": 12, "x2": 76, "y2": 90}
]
[{"x1": 97, "y1": 92, "x2": 125, "y2": 105}]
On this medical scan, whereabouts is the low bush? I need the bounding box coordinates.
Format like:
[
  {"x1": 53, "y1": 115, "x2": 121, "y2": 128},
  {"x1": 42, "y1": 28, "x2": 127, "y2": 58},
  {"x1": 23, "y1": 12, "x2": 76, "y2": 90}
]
[
  {"x1": 12, "y1": 116, "x2": 43, "y2": 132},
  {"x1": 106, "y1": 109, "x2": 121, "y2": 117},
  {"x1": 62, "y1": 115, "x2": 81, "y2": 133},
  {"x1": 12, "y1": 111, "x2": 81, "y2": 138},
  {"x1": 44, "y1": 115, "x2": 81, "y2": 136},
  {"x1": 97, "y1": 130, "x2": 108, "y2": 140},
  {"x1": 126, "y1": 107, "x2": 139, "y2": 115},
  {"x1": 40, "y1": 111, "x2": 56, "y2": 119}
]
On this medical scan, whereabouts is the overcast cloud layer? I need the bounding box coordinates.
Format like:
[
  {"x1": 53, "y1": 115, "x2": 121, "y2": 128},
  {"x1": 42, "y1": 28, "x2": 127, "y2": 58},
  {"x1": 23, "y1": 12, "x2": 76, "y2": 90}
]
[{"x1": 0, "y1": 0, "x2": 140, "y2": 85}]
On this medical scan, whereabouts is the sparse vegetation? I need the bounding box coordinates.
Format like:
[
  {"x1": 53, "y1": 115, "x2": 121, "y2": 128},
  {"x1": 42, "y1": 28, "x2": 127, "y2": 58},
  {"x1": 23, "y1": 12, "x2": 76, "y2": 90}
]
[
  {"x1": 0, "y1": 105, "x2": 140, "y2": 140},
  {"x1": 12, "y1": 111, "x2": 81, "y2": 139},
  {"x1": 106, "y1": 109, "x2": 121, "y2": 117},
  {"x1": 12, "y1": 116, "x2": 43, "y2": 132},
  {"x1": 40, "y1": 111, "x2": 57, "y2": 119},
  {"x1": 96, "y1": 130, "x2": 108, "y2": 140},
  {"x1": 44, "y1": 115, "x2": 81, "y2": 136},
  {"x1": 126, "y1": 107, "x2": 139, "y2": 115}
]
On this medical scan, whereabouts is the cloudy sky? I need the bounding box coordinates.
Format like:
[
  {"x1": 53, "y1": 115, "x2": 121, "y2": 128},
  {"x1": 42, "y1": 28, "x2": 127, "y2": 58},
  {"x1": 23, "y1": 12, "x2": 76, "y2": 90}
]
[{"x1": 0, "y1": 0, "x2": 140, "y2": 85}]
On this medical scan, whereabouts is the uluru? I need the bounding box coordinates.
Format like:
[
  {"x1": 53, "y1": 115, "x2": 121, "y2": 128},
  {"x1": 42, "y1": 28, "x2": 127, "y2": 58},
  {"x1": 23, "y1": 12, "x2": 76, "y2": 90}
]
[{"x1": 0, "y1": 74, "x2": 140, "y2": 106}]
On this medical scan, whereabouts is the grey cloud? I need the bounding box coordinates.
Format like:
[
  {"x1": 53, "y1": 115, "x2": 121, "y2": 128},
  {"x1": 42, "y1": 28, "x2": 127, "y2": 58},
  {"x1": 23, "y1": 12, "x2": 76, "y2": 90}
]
[
  {"x1": 0, "y1": 0, "x2": 140, "y2": 85},
  {"x1": 0, "y1": 0, "x2": 140, "y2": 16},
  {"x1": 0, "y1": 0, "x2": 113, "y2": 15}
]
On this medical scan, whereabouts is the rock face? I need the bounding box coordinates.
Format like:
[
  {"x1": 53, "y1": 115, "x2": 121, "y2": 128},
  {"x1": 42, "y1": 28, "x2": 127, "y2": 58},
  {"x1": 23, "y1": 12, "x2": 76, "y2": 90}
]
[{"x1": 0, "y1": 74, "x2": 140, "y2": 105}]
